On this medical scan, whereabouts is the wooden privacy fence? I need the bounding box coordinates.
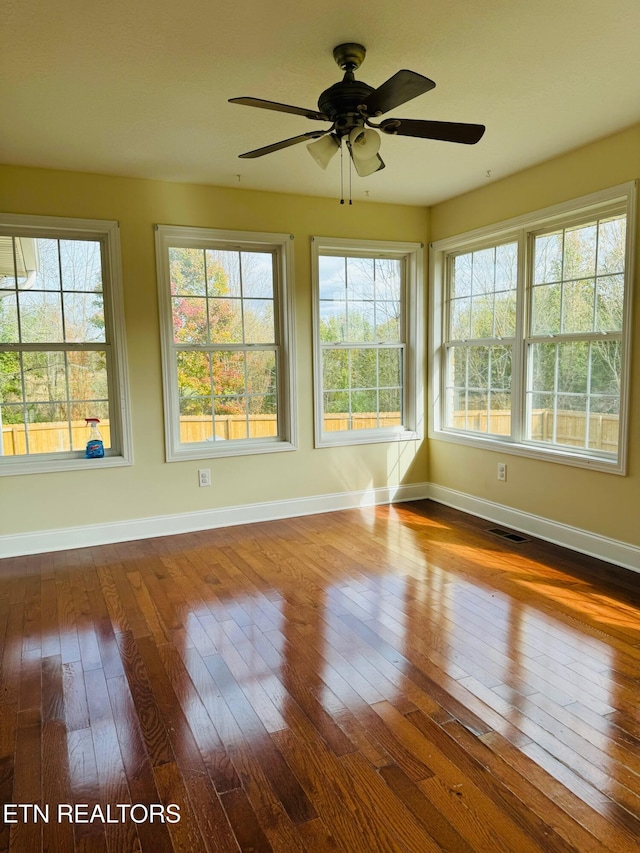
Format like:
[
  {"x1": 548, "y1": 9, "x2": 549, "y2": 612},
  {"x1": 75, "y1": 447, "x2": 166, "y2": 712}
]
[
  {"x1": 1, "y1": 420, "x2": 112, "y2": 456},
  {"x1": 452, "y1": 409, "x2": 619, "y2": 451},
  {"x1": 1, "y1": 410, "x2": 619, "y2": 454}
]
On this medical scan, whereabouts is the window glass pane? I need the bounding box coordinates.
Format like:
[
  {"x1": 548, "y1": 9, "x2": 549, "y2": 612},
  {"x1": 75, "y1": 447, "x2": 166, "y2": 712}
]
[
  {"x1": 531, "y1": 283, "x2": 561, "y2": 335},
  {"x1": 494, "y1": 291, "x2": 516, "y2": 337},
  {"x1": 19, "y1": 291, "x2": 63, "y2": 342},
  {"x1": 207, "y1": 251, "x2": 241, "y2": 297},
  {"x1": 172, "y1": 296, "x2": 208, "y2": 343},
  {"x1": 216, "y1": 396, "x2": 248, "y2": 440},
  {"x1": 557, "y1": 341, "x2": 588, "y2": 394},
  {"x1": 489, "y1": 393, "x2": 511, "y2": 435},
  {"x1": 534, "y1": 232, "x2": 563, "y2": 284},
  {"x1": 375, "y1": 300, "x2": 401, "y2": 342},
  {"x1": 467, "y1": 346, "x2": 490, "y2": 390},
  {"x1": 590, "y1": 341, "x2": 620, "y2": 395},
  {"x1": 319, "y1": 301, "x2": 346, "y2": 342},
  {"x1": 248, "y1": 395, "x2": 278, "y2": 437},
  {"x1": 69, "y1": 351, "x2": 108, "y2": 401},
  {"x1": 0, "y1": 236, "x2": 18, "y2": 288},
  {"x1": 346, "y1": 257, "x2": 375, "y2": 300},
  {"x1": 170, "y1": 247, "x2": 206, "y2": 296},
  {"x1": 63, "y1": 292, "x2": 106, "y2": 342},
  {"x1": 374, "y1": 259, "x2": 401, "y2": 302},
  {"x1": 323, "y1": 391, "x2": 349, "y2": 432},
  {"x1": 208, "y1": 298, "x2": 243, "y2": 344},
  {"x1": 563, "y1": 223, "x2": 596, "y2": 280},
  {"x1": 562, "y1": 280, "x2": 594, "y2": 333},
  {"x1": 0, "y1": 351, "x2": 22, "y2": 402},
  {"x1": 322, "y1": 348, "x2": 348, "y2": 391},
  {"x1": 472, "y1": 248, "x2": 495, "y2": 295},
  {"x1": 556, "y1": 395, "x2": 588, "y2": 449},
  {"x1": 495, "y1": 243, "x2": 518, "y2": 290},
  {"x1": 378, "y1": 348, "x2": 402, "y2": 388},
  {"x1": 470, "y1": 294, "x2": 494, "y2": 339},
  {"x1": 451, "y1": 253, "x2": 472, "y2": 298},
  {"x1": 597, "y1": 217, "x2": 626, "y2": 275},
  {"x1": 211, "y1": 351, "x2": 244, "y2": 396},
  {"x1": 246, "y1": 351, "x2": 276, "y2": 395},
  {"x1": 319, "y1": 255, "x2": 345, "y2": 300},
  {"x1": 490, "y1": 345, "x2": 512, "y2": 391},
  {"x1": 22, "y1": 351, "x2": 66, "y2": 401},
  {"x1": 530, "y1": 343, "x2": 556, "y2": 393},
  {"x1": 595, "y1": 274, "x2": 623, "y2": 331},
  {"x1": 177, "y1": 350, "x2": 212, "y2": 401},
  {"x1": 241, "y1": 252, "x2": 273, "y2": 299},
  {"x1": 32, "y1": 239, "x2": 61, "y2": 291},
  {"x1": 529, "y1": 393, "x2": 554, "y2": 443},
  {"x1": 179, "y1": 397, "x2": 213, "y2": 443},
  {"x1": 379, "y1": 388, "x2": 402, "y2": 426},
  {"x1": 25, "y1": 403, "x2": 71, "y2": 453},
  {"x1": 351, "y1": 389, "x2": 378, "y2": 422},
  {"x1": 60, "y1": 240, "x2": 102, "y2": 292},
  {"x1": 350, "y1": 348, "x2": 377, "y2": 389},
  {"x1": 243, "y1": 299, "x2": 274, "y2": 344},
  {"x1": 0, "y1": 408, "x2": 27, "y2": 455},
  {"x1": 347, "y1": 301, "x2": 375, "y2": 342},
  {"x1": 0, "y1": 294, "x2": 19, "y2": 343},
  {"x1": 450, "y1": 298, "x2": 471, "y2": 340}
]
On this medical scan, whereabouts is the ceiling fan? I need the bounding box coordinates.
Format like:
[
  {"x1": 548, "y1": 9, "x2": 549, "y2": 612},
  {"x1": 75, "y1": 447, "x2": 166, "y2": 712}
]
[{"x1": 229, "y1": 43, "x2": 485, "y2": 178}]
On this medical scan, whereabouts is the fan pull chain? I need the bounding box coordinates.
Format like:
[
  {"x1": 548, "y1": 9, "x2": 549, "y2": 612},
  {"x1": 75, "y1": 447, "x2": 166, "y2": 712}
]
[
  {"x1": 349, "y1": 150, "x2": 353, "y2": 205},
  {"x1": 340, "y1": 142, "x2": 344, "y2": 204}
]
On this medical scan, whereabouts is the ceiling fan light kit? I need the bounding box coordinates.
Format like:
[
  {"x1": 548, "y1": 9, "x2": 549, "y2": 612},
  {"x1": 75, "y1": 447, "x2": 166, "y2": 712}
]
[
  {"x1": 230, "y1": 43, "x2": 485, "y2": 199},
  {"x1": 306, "y1": 133, "x2": 340, "y2": 169}
]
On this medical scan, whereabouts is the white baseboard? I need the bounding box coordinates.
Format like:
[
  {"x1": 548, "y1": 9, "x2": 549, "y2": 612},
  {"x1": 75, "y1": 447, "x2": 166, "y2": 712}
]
[
  {"x1": 3, "y1": 480, "x2": 639, "y2": 574},
  {"x1": 427, "y1": 483, "x2": 640, "y2": 574},
  {"x1": 0, "y1": 481, "x2": 430, "y2": 559}
]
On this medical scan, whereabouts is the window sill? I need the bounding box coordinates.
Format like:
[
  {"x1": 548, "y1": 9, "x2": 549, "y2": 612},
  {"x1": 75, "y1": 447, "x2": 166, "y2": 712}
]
[
  {"x1": 429, "y1": 428, "x2": 624, "y2": 475},
  {"x1": 167, "y1": 437, "x2": 297, "y2": 462},
  {"x1": 315, "y1": 428, "x2": 421, "y2": 449},
  {"x1": 0, "y1": 453, "x2": 133, "y2": 477}
]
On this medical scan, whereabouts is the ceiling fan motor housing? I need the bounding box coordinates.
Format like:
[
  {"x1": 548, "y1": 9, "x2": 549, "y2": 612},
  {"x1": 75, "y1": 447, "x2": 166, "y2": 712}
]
[{"x1": 318, "y1": 77, "x2": 374, "y2": 136}]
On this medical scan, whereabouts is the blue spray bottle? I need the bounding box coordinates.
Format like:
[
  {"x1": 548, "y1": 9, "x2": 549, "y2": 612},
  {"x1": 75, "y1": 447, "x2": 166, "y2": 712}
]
[{"x1": 85, "y1": 417, "x2": 104, "y2": 458}]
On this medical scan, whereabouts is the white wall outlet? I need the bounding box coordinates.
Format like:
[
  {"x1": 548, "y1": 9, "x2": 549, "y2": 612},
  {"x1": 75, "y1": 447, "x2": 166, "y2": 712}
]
[
  {"x1": 198, "y1": 468, "x2": 211, "y2": 487},
  {"x1": 497, "y1": 462, "x2": 507, "y2": 482}
]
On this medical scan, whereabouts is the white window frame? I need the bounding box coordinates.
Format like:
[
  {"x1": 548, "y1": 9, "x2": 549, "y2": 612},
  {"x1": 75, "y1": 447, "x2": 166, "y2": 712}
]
[
  {"x1": 0, "y1": 213, "x2": 132, "y2": 476},
  {"x1": 155, "y1": 225, "x2": 297, "y2": 462},
  {"x1": 312, "y1": 236, "x2": 424, "y2": 448},
  {"x1": 429, "y1": 182, "x2": 636, "y2": 474}
]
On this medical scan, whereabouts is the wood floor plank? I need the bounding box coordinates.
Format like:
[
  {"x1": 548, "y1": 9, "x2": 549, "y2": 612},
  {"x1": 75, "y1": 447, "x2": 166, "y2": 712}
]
[{"x1": 2, "y1": 501, "x2": 640, "y2": 852}]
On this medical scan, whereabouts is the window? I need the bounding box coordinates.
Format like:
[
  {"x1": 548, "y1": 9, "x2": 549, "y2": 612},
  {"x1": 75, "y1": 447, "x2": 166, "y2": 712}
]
[
  {"x1": 312, "y1": 237, "x2": 423, "y2": 447},
  {"x1": 431, "y1": 183, "x2": 636, "y2": 473},
  {"x1": 0, "y1": 213, "x2": 131, "y2": 475},
  {"x1": 155, "y1": 226, "x2": 296, "y2": 461}
]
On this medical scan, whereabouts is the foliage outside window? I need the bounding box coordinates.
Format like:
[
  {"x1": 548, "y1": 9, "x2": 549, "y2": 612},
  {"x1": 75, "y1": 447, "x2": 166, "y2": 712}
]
[
  {"x1": 431, "y1": 183, "x2": 636, "y2": 473},
  {"x1": 312, "y1": 237, "x2": 423, "y2": 447},
  {"x1": 0, "y1": 214, "x2": 131, "y2": 475},
  {"x1": 155, "y1": 226, "x2": 296, "y2": 460}
]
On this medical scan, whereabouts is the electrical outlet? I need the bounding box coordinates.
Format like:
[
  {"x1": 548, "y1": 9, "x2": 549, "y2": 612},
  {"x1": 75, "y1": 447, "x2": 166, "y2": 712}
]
[
  {"x1": 497, "y1": 462, "x2": 507, "y2": 482},
  {"x1": 198, "y1": 468, "x2": 211, "y2": 487}
]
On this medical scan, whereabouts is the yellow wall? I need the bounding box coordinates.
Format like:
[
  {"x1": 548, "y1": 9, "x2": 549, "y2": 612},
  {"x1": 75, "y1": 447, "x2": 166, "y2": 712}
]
[
  {"x1": 0, "y1": 165, "x2": 429, "y2": 537},
  {"x1": 429, "y1": 124, "x2": 640, "y2": 546}
]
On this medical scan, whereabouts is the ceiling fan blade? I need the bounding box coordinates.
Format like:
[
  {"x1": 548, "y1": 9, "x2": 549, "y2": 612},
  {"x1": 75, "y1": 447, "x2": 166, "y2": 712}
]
[
  {"x1": 229, "y1": 97, "x2": 329, "y2": 122},
  {"x1": 238, "y1": 131, "x2": 328, "y2": 159},
  {"x1": 364, "y1": 70, "x2": 436, "y2": 116},
  {"x1": 380, "y1": 117, "x2": 485, "y2": 144}
]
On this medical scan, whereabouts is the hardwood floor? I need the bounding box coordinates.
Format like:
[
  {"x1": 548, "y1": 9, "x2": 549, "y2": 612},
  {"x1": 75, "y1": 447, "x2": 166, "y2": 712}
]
[{"x1": 1, "y1": 500, "x2": 640, "y2": 852}]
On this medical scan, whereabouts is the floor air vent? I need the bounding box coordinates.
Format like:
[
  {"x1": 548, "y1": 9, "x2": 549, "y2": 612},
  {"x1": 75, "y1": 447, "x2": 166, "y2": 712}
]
[{"x1": 487, "y1": 527, "x2": 530, "y2": 544}]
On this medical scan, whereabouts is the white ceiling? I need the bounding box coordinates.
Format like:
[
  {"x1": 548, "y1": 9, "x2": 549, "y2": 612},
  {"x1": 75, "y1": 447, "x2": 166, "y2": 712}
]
[{"x1": 2, "y1": 0, "x2": 640, "y2": 206}]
